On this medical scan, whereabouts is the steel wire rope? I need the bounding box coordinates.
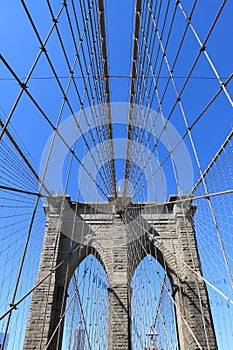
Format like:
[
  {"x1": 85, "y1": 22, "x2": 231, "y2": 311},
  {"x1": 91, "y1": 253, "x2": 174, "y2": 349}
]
[
  {"x1": 47, "y1": 142, "x2": 86, "y2": 348},
  {"x1": 25, "y1": 0, "x2": 111, "y2": 200},
  {"x1": 126, "y1": 40, "x2": 174, "y2": 200},
  {"x1": 124, "y1": 176, "x2": 179, "y2": 348},
  {"x1": 124, "y1": 0, "x2": 143, "y2": 189},
  {"x1": 128, "y1": 235, "x2": 155, "y2": 347},
  {"x1": 78, "y1": 0, "x2": 112, "y2": 193},
  {"x1": 133, "y1": 0, "x2": 172, "y2": 127},
  {"x1": 128, "y1": 208, "x2": 233, "y2": 305},
  {"x1": 88, "y1": 258, "x2": 105, "y2": 347},
  {"x1": 177, "y1": 201, "x2": 213, "y2": 348},
  {"x1": 125, "y1": 0, "x2": 198, "y2": 195},
  {"x1": 124, "y1": 11, "x2": 167, "y2": 194},
  {"x1": 94, "y1": 263, "x2": 109, "y2": 347},
  {"x1": 0, "y1": 53, "x2": 109, "y2": 199},
  {"x1": 74, "y1": 274, "x2": 92, "y2": 350},
  {"x1": 0, "y1": 139, "x2": 40, "y2": 190},
  {"x1": 41, "y1": 8, "x2": 113, "y2": 201},
  {"x1": 67, "y1": 255, "x2": 94, "y2": 349},
  {"x1": 0, "y1": 219, "x2": 36, "y2": 244},
  {"x1": 73, "y1": 0, "x2": 115, "y2": 194},
  {"x1": 0, "y1": 224, "x2": 36, "y2": 297},
  {"x1": 151, "y1": 276, "x2": 177, "y2": 350},
  {"x1": 74, "y1": 0, "x2": 115, "y2": 194},
  {"x1": 134, "y1": 0, "x2": 170, "y2": 109},
  {"x1": 192, "y1": 128, "x2": 233, "y2": 193},
  {"x1": 22, "y1": 0, "x2": 113, "y2": 198},
  {"x1": 0, "y1": 208, "x2": 44, "y2": 343},
  {"x1": 178, "y1": 1, "x2": 233, "y2": 107},
  {"x1": 125, "y1": 211, "x2": 210, "y2": 349},
  {"x1": 44, "y1": 144, "x2": 112, "y2": 348},
  {"x1": 113, "y1": 193, "x2": 155, "y2": 345},
  {"x1": 192, "y1": 211, "x2": 233, "y2": 298},
  {"x1": 0, "y1": 164, "x2": 38, "y2": 195},
  {"x1": 145, "y1": 1, "x2": 233, "y2": 294},
  {"x1": 124, "y1": 0, "x2": 176, "y2": 193},
  {"x1": 129, "y1": 72, "x2": 233, "y2": 202},
  {"x1": 124, "y1": 0, "x2": 188, "y2": 195},
  {"x1": 127, "y1": 188, "x2": 233, "y2": 211},
  {"x1": 131, "y1": 262, "x2": 156, "y2": 348},
  {"x1": 132, "y1": 10, "x2": 232, "y2": 340},
  {"x1": 0, "y1": 106, "x2": 38, "y2": 175},
  {"x1": 0, "y1": 2, "x2": 110, "y2": 344},
  {"x1": 6, "y1": 216, "x2": 45, "y2": 349},
  {"x1": 127, "y1": 48, "x2": 179, "y2": 201},
  {"x1": 22, "y1": 19, "x2": 108, "y2": 342},
  {"x1": 126, "y1": 208, "x2": 181, "y2": 348},
  {"x1": 146, "y1": 201, "x2": 186, "y2": 345},
  {"x1": 125, "y1": 0, "x2": 153, "y2": 187},
  {"x1": 85, "y1": 259, "x2": 97, "y2": 347},
  {"x1": 134, "y1": 256, "x2": 176, "y2": 349},
  {"x1": 68, "y1": 0, "x2": 115, "y2": 194},
  {"x1": 37, "y1": 113, "x2": 95, "y2": 348},
  {"x1": 49, "y1": 115, "x2": 110, "y2": 349},
  {"x1": 0, "y1": 209, "x2": 113, "y2": 321},
  {"x1": 92, "y1": 0, "x2": 116, "y2": 179},
  {"x1": 0, "y1": 215, "x2": 36, "y2": 232},
  {"x1": 155, "y1": 276, "x2": 177, "y2": 350},
  {"x1": 2, "y1": 74, "x2": 230, "y2": 81},
  {"x1": 44, "y1": 261, "x2": 94, "y2": 350},
  {"x1": 0, "y1": 145, "x2": 41, "y2": 196},
  {"x1": 127, "y1": 207, "x2": 156, "y2": 347},
  {"x1": 0, "y1": 190, "x2": 37, "y2": 204},
  {"x1": 0, "y1": 3, "x2": 66, "y2": 142},
  {"x1": 79, "y1": 153, "x2": 110, "y2": 348},
  {"x1": 1, "y1": 0, "x2": 231, "y2": 346},
  {"x1": 194, "y1": 210, "x2": 233, "y2": 265},
  {"x1": 146, "y1": 0, "x2": 182, "y2": 95},
  {"x1": 125, "y1": 0, "x2": 184, "y2": 188},
  {"x1": 0, "y1": 195, "x2": 45, "y2": 348},
  {"x1": 56, "y1": 138, "x2": 93, "y2": 350},
  {"x1": 124, "y1": 201, "x2": 231, "y2": 348},
  {"x1": 145, "y1": 0, "x2": 198, "y2": 107},
  {"x1": 67, "y1": 279, "x2": 78, "y2": 349},
  {"x1": 73, "y1": 144, "x2": 104, "y2": 348}
]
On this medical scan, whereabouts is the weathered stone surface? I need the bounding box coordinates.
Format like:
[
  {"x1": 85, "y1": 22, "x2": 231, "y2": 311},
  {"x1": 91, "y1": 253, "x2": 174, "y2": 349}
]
[{"x1": 23, "y1": 196, "x2": 217, "y2": 350}]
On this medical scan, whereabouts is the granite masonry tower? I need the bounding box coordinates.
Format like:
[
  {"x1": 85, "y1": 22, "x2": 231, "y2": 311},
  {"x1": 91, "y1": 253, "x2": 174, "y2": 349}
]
[{"x1": 23, "y1": 195, "x2": 217, "y2": 350}]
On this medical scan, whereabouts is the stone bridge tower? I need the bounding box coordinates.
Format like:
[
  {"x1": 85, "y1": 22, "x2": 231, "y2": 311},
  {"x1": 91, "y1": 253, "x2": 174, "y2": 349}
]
[{"x1": 23, "y1": 195, "x2": 217, "y2": 350}]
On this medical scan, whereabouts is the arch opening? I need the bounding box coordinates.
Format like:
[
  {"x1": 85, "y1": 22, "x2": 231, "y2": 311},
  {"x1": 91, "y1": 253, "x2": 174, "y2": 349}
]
[
  {"x1": 130, "y1": 254, "x2": 179, "y2": 350},
  {"x1": 61, "y1": 254, "x2": 110, "y2": 350}
]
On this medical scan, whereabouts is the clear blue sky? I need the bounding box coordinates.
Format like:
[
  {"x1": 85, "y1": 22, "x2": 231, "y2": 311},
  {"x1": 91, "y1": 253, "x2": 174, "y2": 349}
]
[
  {"x1": 0, "y1": 0, "x2": 232, "y2": 174},
  {"x1": 0, "y1": 1, "x2": 232, "y2": 349}
]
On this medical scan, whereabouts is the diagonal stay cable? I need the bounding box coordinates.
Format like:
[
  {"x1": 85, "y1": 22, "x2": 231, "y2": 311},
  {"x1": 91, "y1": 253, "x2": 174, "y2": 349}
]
[
  {"x1": 47, "y1": 0, "x2": 114, "y2": 195},
  {"x1": 191, "y1": 128, "x2": 233, "y2": 193},
  {"x1": 0, "y1": 118, "x2": 51, "y2": 196},
  {"x1": 130, "y1": 73, "x2": 233, "y2": 200},
  {"x1": 0, "y1": 3, "x2": 66, "y2": 142},
  {"x1": 124, "y1": 0, "x2": 142, "y2": 196},
  {"x1": 20, "y1": 0, "x2": 112, "y2": 197},
  {"x1": 125, "y1": 209, "x2": 233, "y2": 305},
  {"x1": 97, "y1": 0, "x2": 116, "y2": 197},
  {"x1": 178, "y1": 0, "x2": 232, "y2": 107},
  {"x1": 125, "y1": 0, "x2": 229, "y2": 199},
  {"x1": 0, "y1": 53, "x2": 108, "y2": 199}
]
